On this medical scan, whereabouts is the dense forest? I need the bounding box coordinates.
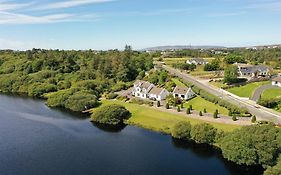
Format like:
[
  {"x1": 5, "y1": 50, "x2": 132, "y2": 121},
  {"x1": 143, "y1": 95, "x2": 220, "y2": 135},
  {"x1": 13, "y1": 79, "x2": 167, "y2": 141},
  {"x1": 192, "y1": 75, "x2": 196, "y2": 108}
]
[{"x1": 0, "y1": 46, "x2": 153, "y2": 111}]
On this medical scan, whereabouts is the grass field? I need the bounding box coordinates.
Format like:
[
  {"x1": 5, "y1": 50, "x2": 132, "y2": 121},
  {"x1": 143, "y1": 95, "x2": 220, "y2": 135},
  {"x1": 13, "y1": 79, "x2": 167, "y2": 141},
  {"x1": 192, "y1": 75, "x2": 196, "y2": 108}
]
[
  {"x1": 171, "y1": 78, "x2": 187, "y2": 88},
  {"x1": 184, "y1": 96, "x2": 229, "y2": 116},
  {"x1": 261, "y1": 88, "x2": 281, "y2": 100},
  {"x1": 210, "y1": 81, "x2": 228, "y2": 88},
  {"x1": 227, "y1": 81, "x2": 270, "y2": 98},
  {"x1": 91, "y1": 100, "x2": 240, "y2": 134}
]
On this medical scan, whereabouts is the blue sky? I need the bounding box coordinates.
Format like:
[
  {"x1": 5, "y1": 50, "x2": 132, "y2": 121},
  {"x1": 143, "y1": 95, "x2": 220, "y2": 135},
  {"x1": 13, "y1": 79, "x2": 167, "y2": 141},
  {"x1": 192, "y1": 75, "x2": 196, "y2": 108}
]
[{"x1": 0, "y1": 0, "x2": 281, "y2": 50}]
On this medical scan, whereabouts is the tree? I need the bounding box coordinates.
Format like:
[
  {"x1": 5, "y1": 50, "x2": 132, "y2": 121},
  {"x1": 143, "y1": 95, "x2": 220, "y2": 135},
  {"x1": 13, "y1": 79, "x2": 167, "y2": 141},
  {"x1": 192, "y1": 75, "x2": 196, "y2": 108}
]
[
  {"x1": 228, "y1": 110, "x2": 233, "y2": 116},
  {"x1": 186, "y1": 108, "x2": 191, "y2": 114},
  {"x1": 224, "y1": 65, "x2": 239, "y2": 84},
  {"x1": 218, "y1": 124, "x2": 280, "y2": 167},
  {"x1": 171, "y1": 121, "x2": 192, "y2": 140},
  {"x1": 264, "y1": 156, "x2": 281, "y2": 175},
  {"x1": 190, "y1": 123, "x2": 217, "y2": 144},
  {"x1": 65, "y1": 91, "x2": 99, "y2": 111},
  {"x1": 251, "y1": 115, "x2": 257, "y2": 123},
  {"x1": 166, "y1": 103, "x2": 170, "y2": 109},
  {"x1": 199, "y1": 111, "x2": 203, "y2": 116},
  {"x1": 157, "y1": 101, "x2": 160, "y2": 107},
  {"x1": 91, "y1": 104, "x2": 131, "y2": 125},
  {"x1": 213, "y1": 111, "x2": 218, "y2": 118}
]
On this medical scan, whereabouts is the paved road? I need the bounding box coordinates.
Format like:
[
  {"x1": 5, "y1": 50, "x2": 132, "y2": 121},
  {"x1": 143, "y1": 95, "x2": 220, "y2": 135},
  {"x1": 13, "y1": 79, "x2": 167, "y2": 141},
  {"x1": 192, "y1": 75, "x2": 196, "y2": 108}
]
[
  {"x1": 163, "y1": 65, "x2": 281, "y2": 123},
  {"x1": 251, "y1": 84, "x2": 276, "y2": 102}
]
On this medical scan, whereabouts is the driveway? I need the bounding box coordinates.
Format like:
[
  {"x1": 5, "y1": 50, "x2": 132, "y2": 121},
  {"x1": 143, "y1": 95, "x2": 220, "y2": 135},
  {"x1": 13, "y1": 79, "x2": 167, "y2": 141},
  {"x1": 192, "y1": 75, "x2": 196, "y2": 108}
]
[{"x1": 251, "y1": 84, "x2": 276, "y2": 102}]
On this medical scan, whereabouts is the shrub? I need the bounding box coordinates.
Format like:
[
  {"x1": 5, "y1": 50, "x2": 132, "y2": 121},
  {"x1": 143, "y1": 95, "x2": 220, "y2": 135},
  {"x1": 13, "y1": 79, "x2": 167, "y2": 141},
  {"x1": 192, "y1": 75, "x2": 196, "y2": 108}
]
[
  {"x1": 251, "y1": 115, "x2": 257, "y2": 123},
  {"x1": 213, "y1": 112, "x2": 218, "y2": 119},
  {"x1": 157, "y1": 101, "x2": 160, "y2": 107},
  {"x1": 228, "y1": 110, "x2": 232, "y2": 116},
  {"x1": 166, "y1": 103, "x2": 170, "y2": 109},
  {"x1": 189, "y1": 105, "x2": 193, "y2": 110},
  {"x1": 186, "y1": 108, "x2": 191, "y2": 114},
  {"x1": 190, "y1": 123, "x2": 217, "y2": 144},
  {"x1": 203, "y1": 108, "x2": 207, "y2": 113},
  {"x1": 106, "y1": 93, "x2": 118, "y2": 99},
  {"x1": 171, "y1": 121, "x2": 192, "y2": 140},
  {"x1": 177, "y1": 106, "x2": 180, "y2": 112},
  {"x1": 232, "y1": 115, "x2": 237, "y2": 121},
  {"x1": 199, "y1": 111, "x2": 203, "y2": 116},
  {"x1": 91, "y1": 104, "x2": 131, "y2": 125}
]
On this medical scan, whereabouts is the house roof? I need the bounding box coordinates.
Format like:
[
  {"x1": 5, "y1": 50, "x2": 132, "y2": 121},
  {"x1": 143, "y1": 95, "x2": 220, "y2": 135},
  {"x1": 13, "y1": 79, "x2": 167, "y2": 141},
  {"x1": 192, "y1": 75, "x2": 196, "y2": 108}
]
[
  {"x1": 238, "y1": 64, "x2": 269, "y2": 74},
  {"x1": 149, "y1": 87, "x2": 164, "y2": 95},
  {"x1": 189, "y1": 57, "x2": 207, "y2": 63},
  {"x1": 173, "y1": 86, "x2": 191, "y2": 95},
  {"x1": 134, "y1": 80, "x2": 153, "y2": 90},
  {"x1": 273, "y1": 77, "x2": 281, "y2": 83}
]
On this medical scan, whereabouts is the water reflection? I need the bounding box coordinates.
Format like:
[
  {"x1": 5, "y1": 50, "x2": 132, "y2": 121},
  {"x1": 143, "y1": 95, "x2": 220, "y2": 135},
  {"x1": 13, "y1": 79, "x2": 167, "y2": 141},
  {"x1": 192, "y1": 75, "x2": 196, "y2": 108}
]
[
  {"x1": 92, "y1": 122, "x2": 126, "y2": 133},
  {"x1": 171, "y1": 138, "x2": 263, "y2": 175}
]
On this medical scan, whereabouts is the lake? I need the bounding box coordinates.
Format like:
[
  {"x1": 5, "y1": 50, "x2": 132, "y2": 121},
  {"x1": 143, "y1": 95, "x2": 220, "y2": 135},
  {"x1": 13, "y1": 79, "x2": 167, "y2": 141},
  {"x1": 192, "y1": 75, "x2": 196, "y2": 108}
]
[{"x1": 0, "y1": 94, "x2": 262, "y2": 175}]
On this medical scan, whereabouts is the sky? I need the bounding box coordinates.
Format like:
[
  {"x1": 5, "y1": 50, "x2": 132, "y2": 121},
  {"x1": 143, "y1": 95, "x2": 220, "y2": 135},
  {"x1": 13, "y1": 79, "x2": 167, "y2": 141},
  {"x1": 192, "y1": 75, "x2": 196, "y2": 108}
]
[{"x1": 0, "y1": 0, "x2": 281, "y2": 50}]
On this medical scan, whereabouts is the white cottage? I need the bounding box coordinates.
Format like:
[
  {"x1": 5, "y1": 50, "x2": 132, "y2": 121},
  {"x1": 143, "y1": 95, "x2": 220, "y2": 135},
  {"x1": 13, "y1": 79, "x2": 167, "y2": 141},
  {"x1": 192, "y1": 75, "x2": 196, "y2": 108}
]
[
  {"x1": 172, "y1": 86, "x2": 194, "y2": 100},
  {"x1": 132, "y1": 80, "x2": 154, "y2": 99},
  {"x1": 272, "y1": 77, "x2": 281, "y2": 87},
  {"x1": 148, "y1": 87, "x2": 170, "y2": 101},
  {"x1": 186, "y1": 58, "x2": 208, "y2": 65}
]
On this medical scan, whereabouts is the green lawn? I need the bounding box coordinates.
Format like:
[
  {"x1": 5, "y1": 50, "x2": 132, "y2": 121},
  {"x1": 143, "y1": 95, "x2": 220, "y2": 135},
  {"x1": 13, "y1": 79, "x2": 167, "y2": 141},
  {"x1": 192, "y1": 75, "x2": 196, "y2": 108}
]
[
  {"x1": 184, "y1": 96, "x2": 229, "y2": 116},
  {"x1": 227, "y1": 81, "x2": 270, "y2": 98},
  {"x1": 91, "y1": 100, "x2": 240, "y2": 134},
  {"x1": 261, "y1": 88, "x2": 281, "y2": 100},
  {"x1": 210, "y1": 81, "x2": 228, "y2": 88},
  {"x1": 171, "y1": 78, "x2": 187, "y2": 88}
]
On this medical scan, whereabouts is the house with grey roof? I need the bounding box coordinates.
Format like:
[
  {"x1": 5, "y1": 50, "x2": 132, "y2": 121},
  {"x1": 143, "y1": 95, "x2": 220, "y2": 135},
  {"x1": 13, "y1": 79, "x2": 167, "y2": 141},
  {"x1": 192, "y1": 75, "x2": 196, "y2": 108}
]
[
  {"x1": 235, "y1": 63, "x2": 270, "y2": 79},
  {"x1": 148, "y1": 87, "x2": 170, "y2": 101},
  {"x1": 186, "y1": 58, "x2": 208, "y2": 65},
  {"x1": 132, "y1": 80, "x2": 154, "y2": 99},
  {"x1": 172, "y1": 86, "x2": 195, "y2": 100},
  {"x1": 272, "y1": 77, "x2": 281, "y2": 87},
  {"x1": 132, "y1": 80, "x2": 169, "y2": 101}
]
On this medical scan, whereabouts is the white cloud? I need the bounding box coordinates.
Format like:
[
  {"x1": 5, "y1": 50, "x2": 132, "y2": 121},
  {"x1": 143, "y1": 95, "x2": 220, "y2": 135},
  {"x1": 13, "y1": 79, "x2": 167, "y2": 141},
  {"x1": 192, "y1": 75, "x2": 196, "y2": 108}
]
[
  {"x1": 35, "y1": 0, "x2": 115, "y2": 10},
  {"x1": 208, "y1": 11, "x2": 246, "y2": 17},
  {"x1": 0, "y1": 11, "x2": 77, "y2": 24},
  {"x1": 0, "y1": 1, "x2": 33, "y2": 11}
]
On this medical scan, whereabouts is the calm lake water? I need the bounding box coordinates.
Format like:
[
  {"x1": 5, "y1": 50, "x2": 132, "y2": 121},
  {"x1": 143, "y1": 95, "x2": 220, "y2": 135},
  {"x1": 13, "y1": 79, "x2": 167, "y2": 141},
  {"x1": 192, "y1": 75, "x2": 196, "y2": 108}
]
[{"x1": 0, "y1": 94, "x2": 263, "y2": 175}]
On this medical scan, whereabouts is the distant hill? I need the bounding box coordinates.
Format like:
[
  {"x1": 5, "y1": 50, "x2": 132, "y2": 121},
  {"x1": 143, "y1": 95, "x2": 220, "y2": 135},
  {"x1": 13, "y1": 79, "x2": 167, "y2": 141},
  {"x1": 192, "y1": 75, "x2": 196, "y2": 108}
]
[{"x1": 143, "y1": 45, "x2": 226, "y2": 51}]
